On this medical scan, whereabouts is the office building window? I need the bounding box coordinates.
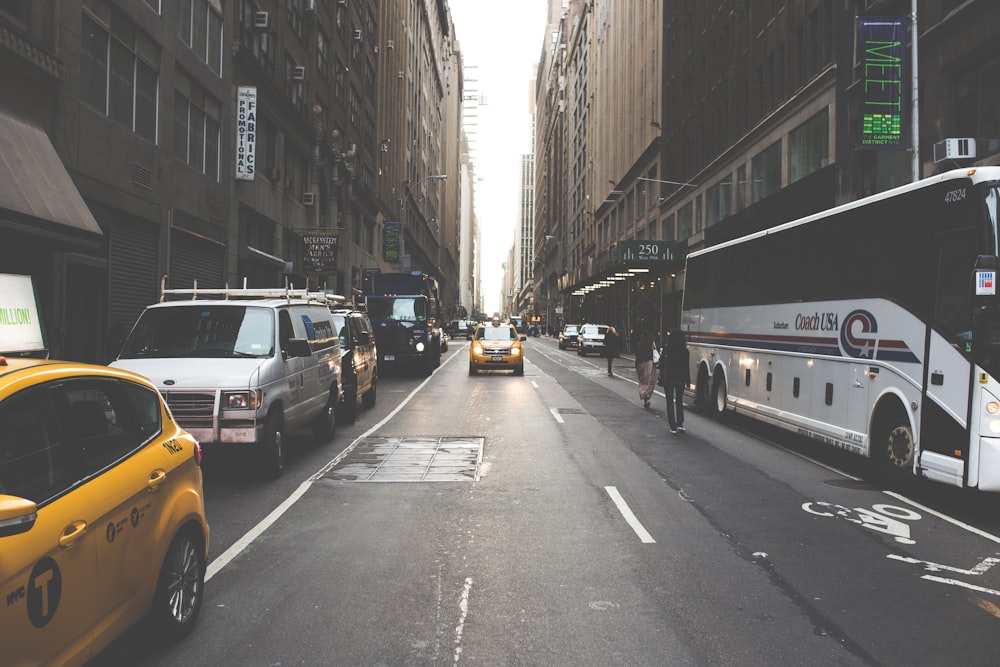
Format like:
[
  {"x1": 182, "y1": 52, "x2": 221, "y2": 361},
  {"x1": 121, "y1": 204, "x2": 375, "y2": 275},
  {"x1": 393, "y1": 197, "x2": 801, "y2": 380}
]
[
  {"x1": 179, "y1": 0, "x2": 223, "y2": 75},
  {"x1": 81, "y1": 11, "x2": 159, "y2": 144},
  {"x1": 790, "y1": 108, "x2": 829, "y2": 184},
  {"x1": 752, "y1": 140, "x2": 781, "y2": 203},
  {"x1": 706, "y1": 175, "x2": 732, "y2": 227},
  {"x1": 174, "y1": 73, "x2": 220, "y2": 180}
]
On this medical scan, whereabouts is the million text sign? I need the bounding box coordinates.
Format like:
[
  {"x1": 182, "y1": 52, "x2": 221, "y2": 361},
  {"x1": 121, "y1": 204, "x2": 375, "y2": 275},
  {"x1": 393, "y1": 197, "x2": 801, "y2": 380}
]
[{"x1": 857, "y1": 17, "x2": 909, "y2": 150}]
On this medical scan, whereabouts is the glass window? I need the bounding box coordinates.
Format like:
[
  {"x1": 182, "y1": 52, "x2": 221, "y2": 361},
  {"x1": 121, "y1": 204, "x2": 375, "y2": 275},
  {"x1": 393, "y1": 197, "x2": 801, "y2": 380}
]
[
  {"x1": 736, "y1": 164, "x2": 747, "y2": 211},
  {"x1": 118, "y1": 305, "x2": 276, "y2": 358},
  {"x1": 790, "y1": 108, "x2": 829, "y2": 183},
  {"x1": 678, "y1": 202, "x2": 693, "y2": 240},
  {"x1": 180, "y1": 0, "x2": 222, "y2": 75},
  {"x1": 0, "y1": 386, "x2": 69, "y2": 504},
  {"x1": 706, "y1": 175, "x2": 732, "y2": 227},
  {"x1": 81, "y1": 15, "x2": 109, "y2": 112},
  {"x1": 752, "y1": 140, "x2": 781, "y2": 203}
]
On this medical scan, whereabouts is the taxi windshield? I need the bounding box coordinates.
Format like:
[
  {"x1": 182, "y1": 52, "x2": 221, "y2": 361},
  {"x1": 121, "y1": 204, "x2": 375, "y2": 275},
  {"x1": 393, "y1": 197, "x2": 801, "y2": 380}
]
[{"x1": 476, "y1": 326, "x2": 516, "y2": 340}]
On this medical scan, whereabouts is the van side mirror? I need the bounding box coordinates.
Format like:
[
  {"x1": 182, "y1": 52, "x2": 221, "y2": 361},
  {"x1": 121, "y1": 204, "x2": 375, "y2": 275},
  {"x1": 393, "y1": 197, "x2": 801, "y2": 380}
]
[{"x1": 286, "y1": 338, "x2": 312, "y2": 358}]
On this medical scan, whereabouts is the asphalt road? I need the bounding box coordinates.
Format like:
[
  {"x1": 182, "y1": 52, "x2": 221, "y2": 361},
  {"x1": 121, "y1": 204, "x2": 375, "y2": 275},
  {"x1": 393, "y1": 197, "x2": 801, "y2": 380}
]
[{"x1": 94, "y1": 336, "x2": 1000, "y2": 666}]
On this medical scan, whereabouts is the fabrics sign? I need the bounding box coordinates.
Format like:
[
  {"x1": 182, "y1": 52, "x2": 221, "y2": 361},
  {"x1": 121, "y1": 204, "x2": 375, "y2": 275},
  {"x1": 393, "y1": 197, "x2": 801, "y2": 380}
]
[
  {"x1": 236, "y1": 86, "x2": 257, "y2": 180},
  {"x1": 857, "y1": 17, "x2": 908, "y2": 150}
]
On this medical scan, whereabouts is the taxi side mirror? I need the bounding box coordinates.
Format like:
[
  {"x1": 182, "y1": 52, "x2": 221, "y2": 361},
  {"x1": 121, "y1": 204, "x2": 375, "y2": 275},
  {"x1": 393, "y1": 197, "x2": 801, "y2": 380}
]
[{"x1": 0, "y1": 496, "x2": 38, "y2": 538}]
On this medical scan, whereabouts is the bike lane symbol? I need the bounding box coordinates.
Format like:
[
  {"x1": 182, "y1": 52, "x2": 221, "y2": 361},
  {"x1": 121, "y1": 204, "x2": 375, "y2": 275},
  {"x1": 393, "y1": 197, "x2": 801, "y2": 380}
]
[{"x1": 801, "y1": 501, "x2": 921, "y2": 544}]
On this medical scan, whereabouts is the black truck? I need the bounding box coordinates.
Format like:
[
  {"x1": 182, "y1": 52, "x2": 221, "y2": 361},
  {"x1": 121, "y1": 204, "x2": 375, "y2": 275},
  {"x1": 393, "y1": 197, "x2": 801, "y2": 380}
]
[{"x1": 363, "y1": 271, "x2": 442, "y2": 375}]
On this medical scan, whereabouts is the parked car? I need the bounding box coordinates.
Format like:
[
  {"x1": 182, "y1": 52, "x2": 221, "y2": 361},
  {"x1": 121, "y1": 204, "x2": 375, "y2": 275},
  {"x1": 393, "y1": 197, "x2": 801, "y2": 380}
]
[
  {"x1": 577, "y1": 324, "x2": 609, "y2": 356},
  {"x1": 112, "y1": 287, "x2": 342, "y2": 478},
  {"x1": 330, "y1": 308, "x2": 378, "y2": 423},
  {"x1": 469, "y1": 322, "x2": 526, "y2": 376},
  {"x1": 0, "y1": 355, "x2": 209, "y2": 666},
  {"x1": 559, "y1": 324, "x2": 581, "y2": 349},
  {"x1": 445, "y1": 319, "x2": 472, "y2": 338}
]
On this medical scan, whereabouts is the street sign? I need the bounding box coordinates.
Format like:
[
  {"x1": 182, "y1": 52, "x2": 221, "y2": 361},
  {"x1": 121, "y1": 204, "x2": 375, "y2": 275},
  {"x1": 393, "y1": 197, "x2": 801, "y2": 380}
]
[{"x1": 618, "y1": 240, "x2": 679, "y2": 263}]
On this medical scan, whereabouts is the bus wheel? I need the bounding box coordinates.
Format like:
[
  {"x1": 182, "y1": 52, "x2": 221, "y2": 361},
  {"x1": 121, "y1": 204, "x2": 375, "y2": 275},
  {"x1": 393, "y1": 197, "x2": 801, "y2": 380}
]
[
  {"x1": 873, "y1": 408, "x2": 914, "y2": 483},
  {"x1": 694, "y1": 365, "x2": 710, "y2": 407},
  {"x1": 708, "y1": 374, "x2": 727, "y2": 420}
]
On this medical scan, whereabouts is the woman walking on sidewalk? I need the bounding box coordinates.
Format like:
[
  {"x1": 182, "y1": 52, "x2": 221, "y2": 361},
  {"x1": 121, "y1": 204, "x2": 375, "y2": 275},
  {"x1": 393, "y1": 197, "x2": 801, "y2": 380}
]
[
  {"x1": 635, "y1": 330, "x2": 657, "y2": 407},
  {"x1": 603, "y1": 326, "x2": 620, "y2": 376},
  {"x1": 659, "y1": 328, "x2": 691, "y2": 433}
]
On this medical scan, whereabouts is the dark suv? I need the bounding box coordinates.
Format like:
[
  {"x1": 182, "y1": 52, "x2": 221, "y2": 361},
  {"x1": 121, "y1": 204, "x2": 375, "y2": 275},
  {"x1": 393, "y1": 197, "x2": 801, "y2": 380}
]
[{"x1": 331, "y1": 309, "x2": 378, "y2": 422}]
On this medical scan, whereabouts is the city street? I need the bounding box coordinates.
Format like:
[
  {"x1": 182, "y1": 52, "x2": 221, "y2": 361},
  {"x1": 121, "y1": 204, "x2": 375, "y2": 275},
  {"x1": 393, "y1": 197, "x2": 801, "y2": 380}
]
[{"x1": 95, "y1": 337, "x2": 1000, "y2": 666}]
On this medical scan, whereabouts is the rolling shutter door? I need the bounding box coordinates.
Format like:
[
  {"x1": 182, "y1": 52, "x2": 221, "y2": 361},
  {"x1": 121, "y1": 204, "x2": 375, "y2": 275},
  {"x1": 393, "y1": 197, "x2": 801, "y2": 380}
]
[
  {"x1": 108, "y1": 220, "x2": 159, "y2": 332},
  {"x1": 169, "y1": 229, "x2": 224, "y2": 290}
]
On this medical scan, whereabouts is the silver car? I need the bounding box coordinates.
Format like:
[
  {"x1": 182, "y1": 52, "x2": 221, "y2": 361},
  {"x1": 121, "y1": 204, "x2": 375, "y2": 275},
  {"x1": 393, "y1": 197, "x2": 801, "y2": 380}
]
[{"x1": 577, "y1": 324, "x2": 608, "y2": 356}]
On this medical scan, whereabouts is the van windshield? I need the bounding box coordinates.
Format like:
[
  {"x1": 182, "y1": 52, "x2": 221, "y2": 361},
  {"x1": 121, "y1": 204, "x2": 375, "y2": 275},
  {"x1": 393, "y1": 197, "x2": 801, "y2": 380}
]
[{"x1": 118, "y1": 305, "x2": 275, "y2": 358}]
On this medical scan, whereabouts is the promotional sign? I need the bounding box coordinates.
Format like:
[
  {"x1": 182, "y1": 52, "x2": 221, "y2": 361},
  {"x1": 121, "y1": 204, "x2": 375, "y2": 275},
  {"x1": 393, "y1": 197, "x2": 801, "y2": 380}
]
[
  {"x1": 857, "y1": 17, "x2": 908, "y2": 150},
  {"x1": 0, "y1": 274, "x2": 46, "y2": 354},
  {"x1": 383, "y1": 221, "x2": 401, "y2": 262},
  {"x1": 302, "y1": 233, "x2": 339, "y2": 274},
  {"x1": 236, "y1": 86, "x2": 257, "y2": 180},
  {"x1": 977, "y1": 270, "x2": 996, "y2": 296}
]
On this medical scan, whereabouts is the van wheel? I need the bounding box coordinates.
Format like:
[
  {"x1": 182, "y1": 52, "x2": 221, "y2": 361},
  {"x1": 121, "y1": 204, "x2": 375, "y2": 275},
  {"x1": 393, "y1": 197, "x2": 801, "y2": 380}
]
[
  {"x1": 362, "y1": 375, "x2": 377, "y2": 408},
  {"x1": 260, "y1": 412, "x2": 285, "y2": 478},
  {"x1": 337, "y1": 385, "x2": 357, "y2": 424},
  {"x1": 151, "y1": 528, "x2": 205, "y2": 642},
  {"x1": 316, "y1": 389, "x2": 340, "y2": 437}
]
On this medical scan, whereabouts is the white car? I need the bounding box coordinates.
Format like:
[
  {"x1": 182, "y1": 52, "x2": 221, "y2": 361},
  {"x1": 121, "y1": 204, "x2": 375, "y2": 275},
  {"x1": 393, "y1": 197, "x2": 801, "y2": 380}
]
[{"x1": 577, "y1": 324, "x2": 608, "y2": 356}]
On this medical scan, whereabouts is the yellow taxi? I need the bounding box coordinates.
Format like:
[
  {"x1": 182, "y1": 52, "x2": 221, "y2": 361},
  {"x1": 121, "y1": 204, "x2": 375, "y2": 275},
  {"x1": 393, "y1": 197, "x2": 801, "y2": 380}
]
[
  {"x1": 0, "y1": 355, "x2": 209, "y2": 667},
  {"x1": 469, "y1": 321, "x2": 526, "y2": 376}
]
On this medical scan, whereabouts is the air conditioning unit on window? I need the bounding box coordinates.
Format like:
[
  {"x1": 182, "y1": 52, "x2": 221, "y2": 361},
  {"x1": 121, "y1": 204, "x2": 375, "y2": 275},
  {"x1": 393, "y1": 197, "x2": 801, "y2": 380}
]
[
  {"x1": 353, "y1": 29, "x2": 362, "y2": 41},
  {"x1": 933, "y1": 138, "x2": 977, "y2": 163},
  {"x1": 254, "y1": 11, "x2": 269, "y2": 29},
  {"x1": 305, "y1": 0, "x2": 316, "y2": 12},
  {"x1": 337, "y1": 0, "x2": 346, "y2": 5},
  {"x1": 387, "y1": 40, "x2": 394, "y2": 49},
  {"x1": 302, "y1": 192, "x2": 315, "y2": 206},
  {"x1": 292, "y1": 66, "x2": 306, "y2": 81}
]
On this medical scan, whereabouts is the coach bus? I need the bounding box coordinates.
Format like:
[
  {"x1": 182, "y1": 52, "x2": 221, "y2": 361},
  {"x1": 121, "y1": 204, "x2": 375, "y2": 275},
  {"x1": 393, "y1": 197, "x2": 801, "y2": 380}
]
[{"x1": 682, "y1": 167, "x2": 1000, "y2": 491}]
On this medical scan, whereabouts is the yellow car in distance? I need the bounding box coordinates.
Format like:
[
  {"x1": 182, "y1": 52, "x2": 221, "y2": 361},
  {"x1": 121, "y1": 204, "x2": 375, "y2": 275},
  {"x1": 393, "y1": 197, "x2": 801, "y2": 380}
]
[
  {"x1": 469, "y1": 323, "x2": 526, "y2": 376},
  {"x1": 0, "y1": 355, "x2": 209, "y2": 667}
]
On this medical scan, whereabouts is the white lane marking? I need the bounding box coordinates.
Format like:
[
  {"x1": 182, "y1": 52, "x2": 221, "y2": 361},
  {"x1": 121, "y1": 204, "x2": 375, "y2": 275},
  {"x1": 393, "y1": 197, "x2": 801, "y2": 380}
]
[
  {"x1": 206, "y1": 348, "x2": 461, "y2": 582},
  {"x1": 531, "y1": 380, "x2": 539, "y2": 389},
  {"x1": 550, "y1": 407, "x2": 565, "y2": 423},
  {"x1": 453, "y1": 577, "x2": 474, "y2": 663},
  {"x1": 605, "y1": 486, "x2": 656, "y2": 543},
  {"x1": 921, "y1": 575, "x2": 1000, "y2": 597},
  {"x1": 883, "y1": 490, "x2": 1000, "y2": 545}
]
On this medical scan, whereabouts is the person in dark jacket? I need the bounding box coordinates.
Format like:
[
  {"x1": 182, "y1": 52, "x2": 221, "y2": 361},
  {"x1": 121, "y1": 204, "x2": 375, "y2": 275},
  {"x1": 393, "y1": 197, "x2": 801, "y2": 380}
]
[
  {"x1": 603, "y1": 326, "x2": 620, "y2": 376},
  {"x1": 659, "y1": 328, "x2": 691, "y2": 433}
]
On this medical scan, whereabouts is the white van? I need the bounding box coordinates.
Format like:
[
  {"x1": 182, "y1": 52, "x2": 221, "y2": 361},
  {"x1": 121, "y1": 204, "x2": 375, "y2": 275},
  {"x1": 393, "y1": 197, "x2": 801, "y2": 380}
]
[{"x1": 111, "y1": 287, "x2": 342, "y2": 477}]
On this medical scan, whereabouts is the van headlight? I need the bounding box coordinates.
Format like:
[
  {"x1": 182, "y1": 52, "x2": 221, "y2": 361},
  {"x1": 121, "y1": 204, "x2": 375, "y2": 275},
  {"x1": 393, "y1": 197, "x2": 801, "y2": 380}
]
[
  {"x1": 415, "y1": 342, "x2": 425, "y2": 352},
  {"x1": 224, "y1": 389, "x2": 261, "y2": 410}
]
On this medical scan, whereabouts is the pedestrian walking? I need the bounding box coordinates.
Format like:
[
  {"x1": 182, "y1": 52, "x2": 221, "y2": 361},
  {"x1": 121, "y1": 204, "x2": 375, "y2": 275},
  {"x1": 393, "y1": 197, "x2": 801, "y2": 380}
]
[
  {"x1": 659, "y1": 328, "x2": 691, "y2": 433},
  {"x1": 635, "y1": 330, "x2": 657, "y2": 407},
  {"x1": 603, "y1": 326, "x2": 620, "y2": 376}
]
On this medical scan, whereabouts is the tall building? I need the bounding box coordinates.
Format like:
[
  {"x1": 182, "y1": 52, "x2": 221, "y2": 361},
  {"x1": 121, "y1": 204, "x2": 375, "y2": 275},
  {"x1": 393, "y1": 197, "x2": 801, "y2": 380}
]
[
  {"x1": 0, "y1": 0, "x2": 466, "y2": 362},
  {"x1": 535, "y1": 0, "x2": 1000, "y2": 344}
]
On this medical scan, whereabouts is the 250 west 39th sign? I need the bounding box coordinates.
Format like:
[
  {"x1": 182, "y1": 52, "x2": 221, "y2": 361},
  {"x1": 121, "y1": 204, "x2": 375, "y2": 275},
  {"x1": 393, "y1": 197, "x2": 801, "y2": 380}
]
[
  {"x1": 857, "y1": 16, "x2": 909, "y2": 150},
  {"x1": 618, "y1": 240, "x2": 679, "y2": 264}
]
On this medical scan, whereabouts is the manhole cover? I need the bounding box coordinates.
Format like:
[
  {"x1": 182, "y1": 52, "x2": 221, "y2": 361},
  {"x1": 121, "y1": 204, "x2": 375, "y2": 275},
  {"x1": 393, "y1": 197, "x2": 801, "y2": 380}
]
[{"x1": 323, "y1": 436, "x2": 484, "y2": 482}]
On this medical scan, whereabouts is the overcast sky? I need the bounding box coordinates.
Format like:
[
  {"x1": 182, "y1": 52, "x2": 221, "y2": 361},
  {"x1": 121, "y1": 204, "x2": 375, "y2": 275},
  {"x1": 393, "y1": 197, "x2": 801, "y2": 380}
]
[{"x1": 450, "y1": 0, "x2": 549, "y2": 314}]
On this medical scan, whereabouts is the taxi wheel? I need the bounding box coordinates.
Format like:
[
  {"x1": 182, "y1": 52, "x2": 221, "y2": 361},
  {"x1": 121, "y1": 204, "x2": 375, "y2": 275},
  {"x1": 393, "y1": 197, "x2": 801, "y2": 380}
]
[
  {"x1": 469, "y1": 363, "x2": 478, "y2": 376},
  {"x1": 514, "y1": 364, "x2": 524, "y2": 376},
  {"x1": 152, "y1": 528, "x2": 205, "y2": 641},
  {"x1": 260, "y1": 412, "x2": 285, "y2": 478}
]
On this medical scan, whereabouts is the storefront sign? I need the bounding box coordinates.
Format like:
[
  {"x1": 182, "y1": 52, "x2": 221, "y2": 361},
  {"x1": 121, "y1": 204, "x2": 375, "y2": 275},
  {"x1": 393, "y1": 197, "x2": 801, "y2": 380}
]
[
  {"x1": 236, "y1": 86, "x2": 257, "y2": 180},
  {"x1": 383, "y1": 221, "x2": 401, "y2": 262},
  {"x1": 302, "y1": 233, "x2": 338, "y2": 274},
  {"x1": 857, "y1": 17, "x2": 908, "y2": 150},
  {"x1": 618, "y1": 240, "x2": 679, "y2": 263}
]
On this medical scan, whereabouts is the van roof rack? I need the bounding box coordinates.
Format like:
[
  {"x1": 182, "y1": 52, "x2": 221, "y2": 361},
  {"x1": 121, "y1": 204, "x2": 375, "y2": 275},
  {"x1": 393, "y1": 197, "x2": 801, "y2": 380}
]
[{"x1": 160, "y1": 277, "x2": 346, "y2": 305}]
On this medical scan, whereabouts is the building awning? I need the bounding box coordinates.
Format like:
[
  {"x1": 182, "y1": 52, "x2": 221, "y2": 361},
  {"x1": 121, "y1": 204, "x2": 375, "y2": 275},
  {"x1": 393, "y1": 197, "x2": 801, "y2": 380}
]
[{"x1": 0, "y1": 111, "x2": 103, "y2": 241}]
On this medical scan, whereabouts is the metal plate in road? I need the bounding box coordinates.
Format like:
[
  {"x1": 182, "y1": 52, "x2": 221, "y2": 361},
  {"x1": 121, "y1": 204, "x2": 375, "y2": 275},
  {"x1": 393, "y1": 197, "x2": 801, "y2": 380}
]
[{"x1": 323, "y1": 435, "x2": 484, "y2": 482}]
